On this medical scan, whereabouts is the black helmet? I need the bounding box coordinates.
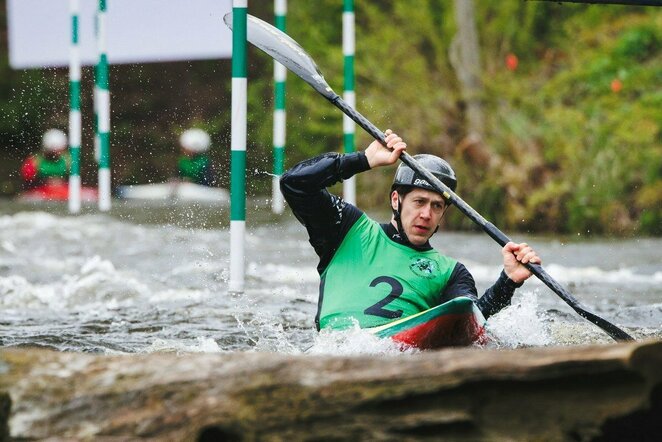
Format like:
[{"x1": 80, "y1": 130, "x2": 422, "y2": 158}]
[{"x1": 392, "y1": 154, "x2": 457, "y2": 193}]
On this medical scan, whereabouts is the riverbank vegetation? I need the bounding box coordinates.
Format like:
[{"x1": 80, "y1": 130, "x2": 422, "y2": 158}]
[{"x1": 1, "y1": 1, "x2": 660, "y2": 235}]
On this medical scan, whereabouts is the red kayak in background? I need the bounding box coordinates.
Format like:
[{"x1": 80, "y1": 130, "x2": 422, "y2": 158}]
[{"x1": 18, "y1": 182, "x2": 98, "y2": 202}]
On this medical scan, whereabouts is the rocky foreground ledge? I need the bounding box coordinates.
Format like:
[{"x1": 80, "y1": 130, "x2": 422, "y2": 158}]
[{"x1": 1, "y1": 340, "x2": 661, "y2": 441}]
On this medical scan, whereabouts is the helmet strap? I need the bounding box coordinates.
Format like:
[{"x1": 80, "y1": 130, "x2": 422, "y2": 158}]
[
  {"x1": 431, "y1": 205, "x2": 451, "y2": 235},
  {"x1": 391, "y1": 195, "x2": 412, "y2": 245}
]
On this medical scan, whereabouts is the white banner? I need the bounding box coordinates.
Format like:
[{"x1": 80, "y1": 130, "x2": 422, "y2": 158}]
[{"x1": 7, "y1": 0, "x2": 233, "y2": 68}]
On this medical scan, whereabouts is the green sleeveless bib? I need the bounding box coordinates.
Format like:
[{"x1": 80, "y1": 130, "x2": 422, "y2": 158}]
[
  {"x1": 178, "y1": 154, "x2": 210, "y2": 184},
  {"x1": 37, "y1": 154, "x2": 70, "y2": 179},
  {"x1": 319, "y1": 214, "x2": 457, "y2": 330}
]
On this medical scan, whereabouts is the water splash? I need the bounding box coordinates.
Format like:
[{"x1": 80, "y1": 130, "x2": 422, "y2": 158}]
[
  {"x1": 485, "y1": 290, "x2": 553, "y2": 348},
  {"x1": 306, "y1": 324, "x2": 419, "y2": 356}
]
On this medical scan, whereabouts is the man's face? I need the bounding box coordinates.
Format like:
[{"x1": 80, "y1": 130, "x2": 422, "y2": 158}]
[{"x1": 391, "y1": 188, "x2": 447, "y2": 246}]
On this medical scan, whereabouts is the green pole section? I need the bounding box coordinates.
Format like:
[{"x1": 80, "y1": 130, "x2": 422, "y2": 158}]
[
  {"x1": 342, "y1": 0, "x2": 356, "y2": 205},
  {"x1": 271, "y1": 0, "x2": 287, "y2": 214},
  {"x1": 68, "y1": 0, "x2": 82, "y2": 213},
  {"x1": 230, "y1": 0, "x2": 248, "y2": 293},
  {"x1": 96, "y1": 0, "x2": 111, "y2": 211}
]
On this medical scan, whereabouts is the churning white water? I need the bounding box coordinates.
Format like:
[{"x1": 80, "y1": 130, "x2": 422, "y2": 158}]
[{"x1": 1, "y1": 200, "x2": 660, "y2": 355}]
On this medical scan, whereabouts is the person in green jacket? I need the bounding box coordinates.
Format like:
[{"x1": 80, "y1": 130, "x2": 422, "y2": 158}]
[
  {"x1": 280, "y1": 130, "x2": 542, "y2": 331},
  {"x1": 21, "y1": 129, "x2": 71, "y2": 189},
  {"x1": 178, "y1": 128, "x2": 216, "y2": 186}
]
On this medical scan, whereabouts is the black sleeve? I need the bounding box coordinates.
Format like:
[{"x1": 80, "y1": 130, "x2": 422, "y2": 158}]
[
  {"x1": 476, "y1": 270, "x2": 523, "y2": 319},
  {"x1": 441, "y1": 263, "x2": 523, "y2": 319},
  {"x1": 440, "y1": 263, "x2": 479, "y2": 304},
  {"x1": 280, "y1": 152, "x2": 371, "y2": 274}
]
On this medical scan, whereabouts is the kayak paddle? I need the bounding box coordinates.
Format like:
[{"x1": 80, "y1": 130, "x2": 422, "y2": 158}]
[{"x1": 223, "y1": 13, "x2": 634, "y2": 342}]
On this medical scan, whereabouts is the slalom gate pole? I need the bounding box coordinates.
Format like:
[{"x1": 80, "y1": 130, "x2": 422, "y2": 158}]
[
  {"x1": 68, "y1": 0, "x2": 82, "y2": 214},
  {"x1": 229, "y1": 0, "x2": 248, "y2": 293},
  {"x1": 96, "y1": 0, "x2": 111, "y2": 211},
  {"x1": 271, "y1": 0, "x2": 287, "y2": 215},
  {"x1": 342, "y1": 0, "x2": 356, "y2": 205}
]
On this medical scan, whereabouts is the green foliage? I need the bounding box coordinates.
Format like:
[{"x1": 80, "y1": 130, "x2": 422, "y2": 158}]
[
  {"x1": 473, "y1": 4, "x2": 662, "y2": 236},
  {"x1": 614, "y1": 25, "x2": 661, "y2": 61}
]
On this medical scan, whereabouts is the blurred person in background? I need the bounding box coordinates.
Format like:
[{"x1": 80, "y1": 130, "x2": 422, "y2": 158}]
[
  {"x1": 21, "y1": 129, "x2": 70, "y2": 189},
  {"x1": 178, "y1": 128, "x2": 216, "y2": 186}
]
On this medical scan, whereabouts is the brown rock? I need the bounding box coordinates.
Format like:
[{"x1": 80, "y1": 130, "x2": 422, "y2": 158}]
[{"x1": 1, "y1": 340, "x2": 660, "y2": 441}]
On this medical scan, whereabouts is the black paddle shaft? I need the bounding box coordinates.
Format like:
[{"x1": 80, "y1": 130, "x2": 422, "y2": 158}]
[{"x1": 329, "y1": 94, "x2": 634, "y2": 342}]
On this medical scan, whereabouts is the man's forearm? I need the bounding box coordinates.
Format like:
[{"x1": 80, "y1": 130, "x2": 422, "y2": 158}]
[
  {"x1": 476, "y1": 271, "x2": 523, "y2": 319},
  {"x1": 279, "y1": 151, "x2": 369, "y2": 272},
  {"x1": 280, "y1": 152, "x2": 370, "y2": 197}
]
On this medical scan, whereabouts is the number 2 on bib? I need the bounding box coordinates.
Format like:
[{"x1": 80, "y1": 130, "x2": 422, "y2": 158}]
[{"x1": 363, "y1": 276, "x2": 404, "y2": 319}]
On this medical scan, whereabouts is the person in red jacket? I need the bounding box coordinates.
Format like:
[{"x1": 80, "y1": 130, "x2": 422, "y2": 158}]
[{"x1": 21, "y1": 129, "x2": 71, "y2": 189}]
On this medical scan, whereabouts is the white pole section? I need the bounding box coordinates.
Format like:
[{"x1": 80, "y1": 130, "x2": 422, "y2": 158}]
[
  {"x1": 229, "y1": 0, "x2": 248, "y2": 293},
  {"x1": 96, "y1": 0, "x2": 111, "y2": 211},
  {"x1": 68, "y1": 0, "x2": 82, "y2": 214},
  {"x1": 271, "y1": 0, "x2": 287, "y2": 214},
  {"x1": 342, "y1": 0, "x2": 356, "y2": 205}
]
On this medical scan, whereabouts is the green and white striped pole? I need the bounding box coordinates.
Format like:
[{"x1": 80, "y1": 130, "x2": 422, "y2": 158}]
[
  {"x1": 68, "y1": 0, "x2": 82, "y2": 214},
  {"x1": 95, "y1": 0, "x2": 111, "y2": 211},
  {"x1": 271, "y1": 0, "x2": 287, "y2": 214},
  {"x1": 342, "y1": 0, "x2": 356, "y2": 205},
  {"x1": 229, "y1": 0, "x2": 247, "y2": 293}
]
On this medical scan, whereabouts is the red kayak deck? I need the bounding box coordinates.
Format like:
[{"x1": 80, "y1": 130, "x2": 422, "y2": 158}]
[
  {"x1": 19, "y1": 183, "x2": 98, "y2": 202},
  {"x1": 368, "y1": 297, "x2": 487, "y2": 350}
]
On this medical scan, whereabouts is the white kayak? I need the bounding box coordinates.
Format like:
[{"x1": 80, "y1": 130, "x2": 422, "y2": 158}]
[{"x1": 116, "y1": 182, "x2": 229, "y2": 204}]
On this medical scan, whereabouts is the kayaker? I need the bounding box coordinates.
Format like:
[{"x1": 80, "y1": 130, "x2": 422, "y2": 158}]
[
  {"x1": 280, "y1": 130, "x2": 542, "y2": 331},
  {"x1": 178, "y1": 128, "x2": 216, "y2": 186},
  {"x1": 21, "y1": 129, "x2": 71, "y2": 189}
]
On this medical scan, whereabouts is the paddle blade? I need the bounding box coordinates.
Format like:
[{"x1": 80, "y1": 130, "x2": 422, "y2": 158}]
[{"x1": 223, "y1": 13, "x2": 336, "y2": 99}]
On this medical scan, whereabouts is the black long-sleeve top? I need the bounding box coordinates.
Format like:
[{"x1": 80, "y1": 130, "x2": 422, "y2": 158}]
[{"x1": 280, "y1": 151, "x2": 522, "y2": 322}]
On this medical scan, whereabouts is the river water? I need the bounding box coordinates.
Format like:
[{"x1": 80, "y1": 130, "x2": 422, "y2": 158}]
[{"x1": 1, "y1": 199, "x2": 661, "y2": 355}]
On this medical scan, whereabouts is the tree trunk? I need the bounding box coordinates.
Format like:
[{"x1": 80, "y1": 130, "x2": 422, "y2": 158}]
[
  {"x1": 451, "y1": 0, "x2": 485, "y2": 139},
  {"x1": 2, "y1": 341, "x2": 662, "y2": 440}
]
